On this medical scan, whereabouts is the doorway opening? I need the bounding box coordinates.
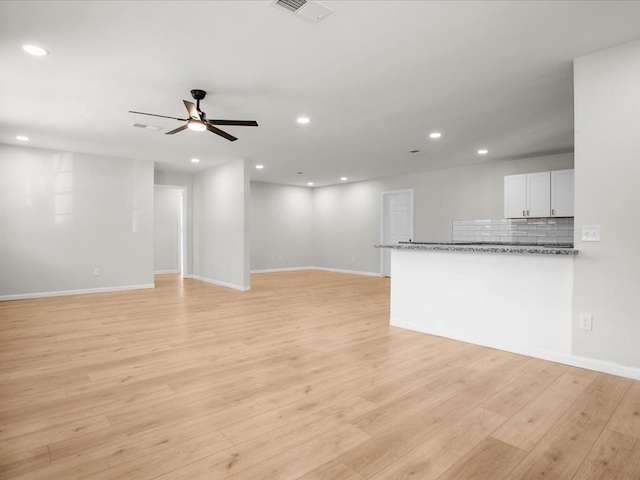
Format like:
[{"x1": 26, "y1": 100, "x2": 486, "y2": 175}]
[{"x1": 153, "y1": 185, "x2": 188, "y2": 278}]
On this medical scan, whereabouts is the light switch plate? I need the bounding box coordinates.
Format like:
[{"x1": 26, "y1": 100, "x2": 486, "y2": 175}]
[{"x1": 581, "y1": 225, "x2": 601, "y2": 242}]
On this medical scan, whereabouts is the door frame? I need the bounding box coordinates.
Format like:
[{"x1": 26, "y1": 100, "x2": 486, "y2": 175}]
[
  {"x1": 154, "y1": 184, "x2": 189, "y2": 278},
  {"x1": 380, "y1": 189, "x2": 414, "y2": 277}
]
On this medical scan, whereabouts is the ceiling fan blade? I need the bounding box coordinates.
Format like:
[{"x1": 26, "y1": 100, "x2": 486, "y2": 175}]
[
  {"x1": 208, "y1": 119, "x2": 258, "y2": 127},
  {"x1": 165, "y1": 124, "x2": 189, "y2": 135},
  {"x1": 183, "y1": 101, "x2": 202, "y2": 120},
  {"x1": 206, "y1": 124, "x2": 237, "y2": 142},
  {"x1": 129, "y1": 111, "x2": 187, "y2": 122}
]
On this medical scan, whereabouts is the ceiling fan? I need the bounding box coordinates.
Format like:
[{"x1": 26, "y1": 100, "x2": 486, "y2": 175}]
[{"x1": 129, "y1": 89, "x2": 258, "y2": 142}]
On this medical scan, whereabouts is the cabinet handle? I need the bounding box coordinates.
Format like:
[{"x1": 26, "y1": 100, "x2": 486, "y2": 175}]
[
  {"x1": 527, "y1": 210, "x2": 530, "y2": 216},
  {"x1": 552, "y1": 209, "x2": 555, "y2": 216},
  {"x1": 523, "y1": 210, "x2": 525, "y2": 216}
]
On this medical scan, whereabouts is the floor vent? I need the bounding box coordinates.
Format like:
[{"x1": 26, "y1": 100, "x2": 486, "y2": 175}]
[{"x1": 271, "y1": 0, "x2": 333, "y2": 24}]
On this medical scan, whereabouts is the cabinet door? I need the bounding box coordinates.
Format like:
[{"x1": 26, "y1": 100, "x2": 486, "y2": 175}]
[
  {"x1": 527, "y1": 171, "x2": 551, "y2": 217},
  {"x1": 504, "y1": 174, "x2": 527, "y2": 218},
  {"x1": 551, "y1": 169, "x2": 574, "y2": 217}
]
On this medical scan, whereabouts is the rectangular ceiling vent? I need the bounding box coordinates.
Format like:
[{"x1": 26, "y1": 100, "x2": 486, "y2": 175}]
[
  {"x1": 271, "y1": 0, "x2": 333, "y2": 24},
  {"x1": 131, "y1": 123, "x2": 162, "y2": 131}
]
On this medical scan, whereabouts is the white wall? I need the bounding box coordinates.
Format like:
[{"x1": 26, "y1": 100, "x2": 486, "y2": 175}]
[
  {"x1": 250, "y1": 182, "x2": 313, "y2": 271},
  {"x1": 312, "y1": 153, "x2": 574, "y2": 274},
  {"x1": 192, "y1": 159, "x2": 250, "y2": 290},
  {"x1": 0, "y1": 144, "x2": 154, "y2": 299},
  {"x1": 153, "y1": 185, "x2": 182, "y2": 274},
  {"x1": 573, "y1": 39, "x2": 640, "y2": 368}
]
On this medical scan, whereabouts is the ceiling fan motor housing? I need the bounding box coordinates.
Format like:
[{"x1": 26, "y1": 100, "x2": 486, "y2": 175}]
[{"x1": 191, "y1": 89, "x2": 207, "y2": 101}]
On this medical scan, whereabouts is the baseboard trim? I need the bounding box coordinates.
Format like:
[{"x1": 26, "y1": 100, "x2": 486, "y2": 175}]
[
  {"x1": 154, "y1": 270, "x2": 180, "y2": 275},
  {"x1": 0, "y1": 283, "x2": 155, "y2": 302},
  {"x1": 250, "y1": 266, "x2": 383, "y2": 277},
  {"x1": 312, "y1": 267, "x2": 383, "y2": 277},
  {"x1": 190, "y1": 275, "x2": 251, "y2": 292},
  {"x1": 250, "y1": 267, "x2": 311, "y2": 274},
  {"x1": 391, "y1": 318, "x2": 640, "y2": 381}
]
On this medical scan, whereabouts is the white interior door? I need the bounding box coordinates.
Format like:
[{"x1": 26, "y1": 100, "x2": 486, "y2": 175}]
[{"x1": 381, "y1": 190, "x2": 413, "y2": 277}]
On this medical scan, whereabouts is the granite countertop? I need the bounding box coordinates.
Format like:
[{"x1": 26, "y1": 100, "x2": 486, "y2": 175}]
[{"x1": 375, "y1": 242, "x2": 578, "y2": 255}]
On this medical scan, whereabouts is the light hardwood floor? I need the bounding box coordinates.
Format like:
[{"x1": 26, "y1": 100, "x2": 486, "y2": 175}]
[{"x1": 1, "y1": 271, "x2": 640, "y2": 479}]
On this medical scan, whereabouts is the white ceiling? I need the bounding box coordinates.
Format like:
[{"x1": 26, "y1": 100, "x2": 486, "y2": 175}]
[{"x1": 1, "y1": 1, "x2": 640, "y2": 187}]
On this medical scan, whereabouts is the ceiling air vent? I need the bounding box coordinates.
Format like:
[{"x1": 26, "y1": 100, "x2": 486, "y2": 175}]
[
  {"x1": 271, "y1": 0, "x2": 333, "y2": 24},
  {"x1": 131, "y1": 123, "x2": 162, "y2": 131}
]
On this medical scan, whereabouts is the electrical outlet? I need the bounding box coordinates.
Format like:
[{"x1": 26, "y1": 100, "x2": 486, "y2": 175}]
[
  {"x1": 579, "y1": 313, "x2": 593, "y2": 331},
  {"x1": 94, "y1": 267, "x2": 101, "y2": 277}
]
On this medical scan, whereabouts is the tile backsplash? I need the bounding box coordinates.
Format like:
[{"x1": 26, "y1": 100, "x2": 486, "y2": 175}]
[{"x1": 452, "y1": 218, "x2": 574, "y2": 244}]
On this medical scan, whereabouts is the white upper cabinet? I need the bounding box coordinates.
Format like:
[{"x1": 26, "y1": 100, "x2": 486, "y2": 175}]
[
  {"x1": 504, "y1": 172, "x2": 550, "y2": 218},
  {"x1": 551, "y1": 169, "x2": 575, "y2": 217},
  {"x1": 527, "y1": 171, "x2": 551, "y2": 217},
  {"x1": 504, "y1": 174, "x2": 528, "y2": 218},
  {"x1": 504, "y1": 170, "x2": 573, "y2": 218}
]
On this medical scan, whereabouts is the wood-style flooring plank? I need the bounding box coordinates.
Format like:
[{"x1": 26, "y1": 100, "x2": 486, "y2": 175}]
[
  {"x1": 571, "y1": 429, "x2": 640, "y2": 479},
  {"x1": 504, "y1": 373, "x2": 631, "y2": 479},
  {"x1": 2, "y1": 272, "x2": 640, "y2": 480}
]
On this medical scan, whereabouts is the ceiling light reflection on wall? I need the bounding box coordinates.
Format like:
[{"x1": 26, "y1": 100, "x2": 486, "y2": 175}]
[
  {"x1": 478, "y1": 149, "x2": 489, "y2": 155},
  {"x1": 191, "y1": 158, "x2": 200, "y2": 163},
  {"x1": 297, "y1": 117, "x2": 310, "y2": 124},
  {"x1": 16, "y1": 135, "x2": 30, "y2": 141},
  {"x1": 307, "y1": 182, "x2": 314, "y2": 186},
  {"x1": 255, "y1": 165, "x2": 264, "y2": 169},
  {"x1": 429, "y1": 132, "x2": 442, "y2": 139},
  {"x1": 23, "y1": 45, "x2": 49, "y2": 56},
  {"x1": 340, "y1": 177, "x2": 347, "y2": 181}
]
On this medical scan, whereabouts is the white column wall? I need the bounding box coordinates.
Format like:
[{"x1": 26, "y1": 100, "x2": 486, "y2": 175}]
[
  {"x1": 573, "y1": 38, "x2": 640, "y2": 368},
  {"x1": 192, "y1": 159, "x2": 250, "y2": 291}
]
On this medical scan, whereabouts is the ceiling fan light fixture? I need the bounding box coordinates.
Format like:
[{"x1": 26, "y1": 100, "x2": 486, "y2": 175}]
[{"x1": 187, "y1": 120, "x2": 207, "y2": 132}]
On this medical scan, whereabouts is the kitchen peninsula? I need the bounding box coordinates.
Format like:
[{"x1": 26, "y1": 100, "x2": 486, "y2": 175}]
[{"x1": 377, "y1": 242, "x2": 578, "y2": 364}]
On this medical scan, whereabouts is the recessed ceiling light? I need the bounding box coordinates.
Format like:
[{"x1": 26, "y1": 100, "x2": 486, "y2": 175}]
[
  {"x1": 340, "y1": 177, "x2": 347, "y2": 181},
  {"x1": 255, "y1": 164, "x2": 264, "y2": 169},
  {"x1": 478, "y1": 149, "x2": 489, "y2": 155},
  {"x1": 307, "y1": 182, "x2": 314, "y2": 186},
  {"x1": 429, "y1": 132, "x2": 442, "y2": 139},
  {"x1": 296, "y1": 171, "x2": 304, "y2": 175},
  {"x1": 16, "y1": 135, "x2": 29, "y2": 141},
  {"x1": 408, "y1": 149, "x2": 425, "y2": 154},
  {"x1": 23, "y1": 45, "x2": 49, "y2": 56},
  {"x1": 191, "y1": 158, "x2": 200, "y2": 163},
  {"x1": 297, "y1": 117, "x2": 310, "y2": 124}
]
